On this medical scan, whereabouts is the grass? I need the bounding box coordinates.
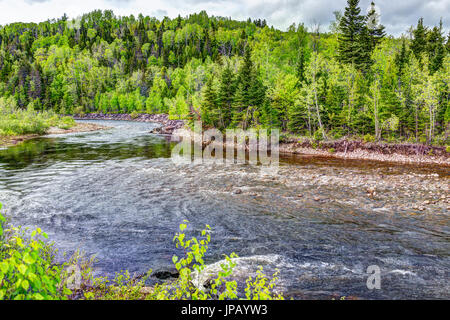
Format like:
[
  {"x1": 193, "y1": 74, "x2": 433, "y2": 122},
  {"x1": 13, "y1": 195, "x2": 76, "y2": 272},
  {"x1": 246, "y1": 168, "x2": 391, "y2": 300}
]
[{"x1": 0, "y1": 97, "x2": 75, "y2": 137}]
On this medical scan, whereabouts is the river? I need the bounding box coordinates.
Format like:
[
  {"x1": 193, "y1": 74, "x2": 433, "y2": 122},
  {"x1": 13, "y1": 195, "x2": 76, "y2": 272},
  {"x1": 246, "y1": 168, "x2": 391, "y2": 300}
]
[{"x1": 0, "y1": 120, "x2": 448, "y2": 299}]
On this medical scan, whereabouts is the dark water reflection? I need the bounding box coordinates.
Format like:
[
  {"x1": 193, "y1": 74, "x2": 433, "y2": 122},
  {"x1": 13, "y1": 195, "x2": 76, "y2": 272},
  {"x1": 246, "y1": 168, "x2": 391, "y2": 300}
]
[{"x1": 0, "y1": 120, "x2": 448, "y2": 299}]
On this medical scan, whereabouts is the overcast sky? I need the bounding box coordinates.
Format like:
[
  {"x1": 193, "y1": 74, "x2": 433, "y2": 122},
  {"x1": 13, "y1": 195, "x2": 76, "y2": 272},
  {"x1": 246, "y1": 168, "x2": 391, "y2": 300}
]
[{"x1": 0, "y1": 0, "x2": 448, "y2": 36}]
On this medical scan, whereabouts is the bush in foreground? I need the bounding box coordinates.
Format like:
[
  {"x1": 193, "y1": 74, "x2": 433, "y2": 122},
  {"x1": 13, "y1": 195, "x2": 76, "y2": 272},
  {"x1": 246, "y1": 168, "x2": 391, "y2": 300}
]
[{"x1": 0, "y1": 204, "x2": 283, "y2": 300}]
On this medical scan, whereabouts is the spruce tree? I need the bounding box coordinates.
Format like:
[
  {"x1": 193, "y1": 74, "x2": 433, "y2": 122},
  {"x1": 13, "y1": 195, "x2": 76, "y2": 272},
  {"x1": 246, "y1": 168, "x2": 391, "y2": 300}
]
[
  {"x1": 366, "y1": 2, "x2": 385, "y2": 52},
  {"x1": 232, "y1": 47, "x2": 254, "y2": 128},
  {"x1": 446, "y1": 32, "x2": 450, "y2": 53},
  {"x1": 217, "y1": 63, "x2": 235, "y2": 128},
  {"x1": 249, "y1": 68, "x2": 266, "y2": 110},
  {"x1": 338, "y1": 0, "x2": 366, "y2": 67},
  {"x1": 287, "y1": 96, "x2": 306, "y2": 134},
  {"x1": 231, "y1": 81, "x2": 246, "y2": 128},
  {"x1": 230, "y1": 46, "x2": 266, "y2": 129},
  {"x1": 411, "y1": 18, "x2": 427, "y2": 61},
  {"x1": 395, "y1": 39, "x2": 409, "y2": 77},
  {"x1": 295, "y1": 47, "x2": 306, "y2": 87},
  {"x1": 358, "y1": 24, "x2": 373, "y2": 71},
  {"x1": 427, "y1": 20, "x2": 445, "y2": 73},
  {"x1": 201, "y1": 76, "x2": 218, "y2": 128}
]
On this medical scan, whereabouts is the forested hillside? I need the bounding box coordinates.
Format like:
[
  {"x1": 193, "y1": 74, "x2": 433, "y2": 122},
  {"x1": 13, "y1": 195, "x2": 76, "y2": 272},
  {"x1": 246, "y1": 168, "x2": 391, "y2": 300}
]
[{"x1": 0, "y1": 0, "x2": 449, "y2": 144}]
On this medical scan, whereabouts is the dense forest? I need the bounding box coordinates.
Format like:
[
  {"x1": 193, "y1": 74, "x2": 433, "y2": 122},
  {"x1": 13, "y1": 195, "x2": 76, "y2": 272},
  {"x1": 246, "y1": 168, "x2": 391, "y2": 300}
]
[{"x1": 0, "y1": 0, "x2": 449, "y2": 144}]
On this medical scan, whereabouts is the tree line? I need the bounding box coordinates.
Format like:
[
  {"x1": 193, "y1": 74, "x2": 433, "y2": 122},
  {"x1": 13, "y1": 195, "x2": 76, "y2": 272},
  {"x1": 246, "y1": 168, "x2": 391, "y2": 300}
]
[{"x1": 0, "y1": 0, "x2": 449, "y2": 144}]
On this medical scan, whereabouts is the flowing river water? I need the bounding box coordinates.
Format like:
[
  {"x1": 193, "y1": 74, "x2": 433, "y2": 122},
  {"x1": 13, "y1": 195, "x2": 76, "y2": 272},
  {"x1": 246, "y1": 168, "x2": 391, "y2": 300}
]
[{"x1": 0, "y1": 120, "x2": 448, "y2": 299}]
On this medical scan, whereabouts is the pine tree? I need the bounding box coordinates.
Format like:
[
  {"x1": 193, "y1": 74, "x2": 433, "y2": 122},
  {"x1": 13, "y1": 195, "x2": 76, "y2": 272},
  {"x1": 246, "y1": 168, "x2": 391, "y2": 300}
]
[
  {"x1": 232, "y1": 47, "x2": 254, "y2": 128},
  {"x1": 217, "y1": 63, "x2": 235, "y2": 128},
  {"x1": 395, "y1": 39, "x2": 409, "y2": 77},
  {"x1": 230, "y1": 47, "x2": 266, "y2": 130},
  {"x1": 201, "y1": 76, "x2": 218, "y2": 128},
  {"x1": 359, "y1": 24, "x2": 373, "y2": 71},
  {"x1": 338, "y1": 0, "x2": 366, "y2": 67},
  {"x1": 366, "y1": 2, "x2": 385, "y2": 52},
  {"x1": 427, "y1": 20, "x2": 445, "y2": 73},
  {"x1": 295, "y1": 47, "x2": 306, "y2": 87},
  {"x1": 411, "y1": 18, "x2": 427, "y2": 61},
  {"x1": 446, "y1": 32, "x2": 450, "y2": 53}
]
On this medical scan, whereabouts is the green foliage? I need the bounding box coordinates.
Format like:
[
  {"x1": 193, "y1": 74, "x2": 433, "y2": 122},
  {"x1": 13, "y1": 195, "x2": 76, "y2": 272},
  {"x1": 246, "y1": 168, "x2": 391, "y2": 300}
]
[
  {"x1": 337, "y1": 0, "x2": 367, "y2": 68},
  {"x1": 411, "y1": 18, "x2": 428, "y2": 61},
  {"x1": 0, "y1": 7, "x2": 448, "y2": 145},
  {"x1": 0, "y1": 203, "x2": 72, "y2": 300},
  {"x1": 1, "y1": 202, "x2": 283, "y2": 300},
  {"x1": 83, "y1": 269, "x2": 153, "y2": 300},
  {"x1": 130, "y1": 110, "x2": 140, "y2": 119},
  {"x1": 363, "y1": 134, "x2": 376, "y2": 143},
  {"x1": 150, "y1": 221, "x2": 284, "y2": 300},
  {"x1": 0, "y1": 97, "x2": 75, "y2": 136},
  {"x1": 313, "y1": 128, "x2": 325, "y2": 141},
  {"x1": 245, "y1": 267, "x2": 283, "y2": 300}
]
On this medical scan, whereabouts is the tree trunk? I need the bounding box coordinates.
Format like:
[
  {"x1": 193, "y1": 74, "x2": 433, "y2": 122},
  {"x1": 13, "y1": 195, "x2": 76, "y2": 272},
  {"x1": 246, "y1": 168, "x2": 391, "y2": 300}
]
[
  {"x1": 415, "y1": 104, "x2": 418, "y2": 143},
  {"x1": 313, "y1": 85, "x2": 327, "y2": 140}
]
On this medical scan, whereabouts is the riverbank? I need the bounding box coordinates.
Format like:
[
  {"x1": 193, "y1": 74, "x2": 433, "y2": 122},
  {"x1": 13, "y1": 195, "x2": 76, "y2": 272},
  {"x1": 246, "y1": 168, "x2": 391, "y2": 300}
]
[
  {"x1": 0, "y1": 122, "x2": 109, "y2": 148},
  {"x1": 73, "y1": 113, "x2": 184, "y2": 134},
  {"x1": 279, "y1": 138, "x2": 450, "y2": 166},
  {"x1": 173, "y1": 128, "x2": 450, "y2": 167},
  {"x1": 72, "y1": 113, "x2": 449, "y2": 166}
]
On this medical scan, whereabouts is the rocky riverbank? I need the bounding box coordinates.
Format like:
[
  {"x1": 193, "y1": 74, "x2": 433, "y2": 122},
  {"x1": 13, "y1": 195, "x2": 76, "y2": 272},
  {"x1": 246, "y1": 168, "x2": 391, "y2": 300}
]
[
  {"x1": 72, "y1": 113, "x2": 449, "y2": 166},
  {"x1": 171, "y1": 128, "x2": 450, "y2": 166},
  {"x1": 279, "y1": 138, "x2": 450, "y2": 166},
  {"x1": 73, "y1": 113, "x2": 184, "y2": 134},
  {"x1": 47, "y1": 122, "x2": 110, "y2": 135}
]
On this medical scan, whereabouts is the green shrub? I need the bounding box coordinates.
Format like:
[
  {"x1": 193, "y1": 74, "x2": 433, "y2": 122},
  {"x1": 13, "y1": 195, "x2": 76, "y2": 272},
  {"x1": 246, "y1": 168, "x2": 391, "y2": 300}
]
[
  {"x1": 56, "y1": 117, "x2": 76, "y2": 130},
  {"x1": 0, "y1": 203, "x2": 72, "y2": 300},
  {"x1": 0, "y1": 98, "x2": 75, "y2": 136},
  {"x1": 73, "y1": 106, "x2": 85, "y2": 116},
  {"x1": 150, "y1": 221, "x2": 283, "y2": 300},
  {"x1": 446, "y1": 146, "x2": 450, "y2": 153},
  {"x1": 363, "y1": 134, "x2": 375, "y2": 143},
  {"x1": 313, "y1": 128, "x2": 325, "y2": 141},
  {"x1": 83, "y1": 268, "x2": 152, "y2": 300},
  {"x1": 1, "y1": 203, "x2": 283, "y2": 300},
  {"x1": 130, "y1": 111, "x2": 140, "y2": 119}
]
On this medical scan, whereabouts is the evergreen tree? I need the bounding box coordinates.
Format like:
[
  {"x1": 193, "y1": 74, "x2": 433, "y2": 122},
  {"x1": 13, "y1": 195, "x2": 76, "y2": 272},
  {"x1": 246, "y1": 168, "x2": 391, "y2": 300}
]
[
  {"x1": 338, "y1": 0, "x2": 366, "y2": 68},
  {"x1": 427, "y1": 20, "x2": 445, "y2": 73},
  {"x1": 232, "y1": 46, "x2": 254, "y2": 128},
  {"x1": 358, "y1": 24, "x2": 373, "y2": 71},
  {"x1": 395, "y1": 39, "x2": 409, "y2": 77},
  {"x1": 446, "y1": 32, "x2": 450, "y2": 53},
  {"x1": 201, "y1": 75, "x2": 218, "y2": 128},
  {"x1": 295, "y1": 47, "x2": 306, "y2": 87},
  {"x1": 217, "y1": 63, "x2": 235, "y2": 128},
  {"x1": 411, "y1": 18, "x2": 427, "y2": 61},
  {"x1": 366, "y1": 2, "x2": 385, "y2": 52}
]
